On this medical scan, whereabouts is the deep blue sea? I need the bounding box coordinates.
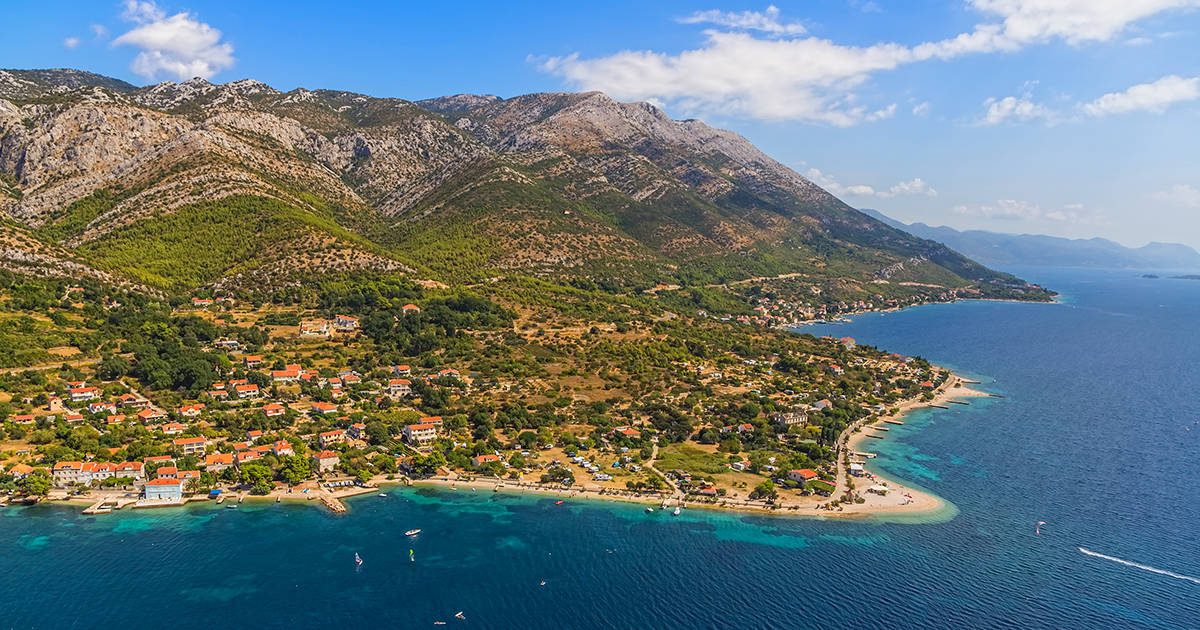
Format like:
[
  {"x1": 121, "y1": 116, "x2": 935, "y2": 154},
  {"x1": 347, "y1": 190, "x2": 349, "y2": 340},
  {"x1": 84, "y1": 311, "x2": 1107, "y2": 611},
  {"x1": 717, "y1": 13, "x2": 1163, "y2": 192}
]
[{"x1": 3, "y1": 267, "x2": 1199, "y2": 629}]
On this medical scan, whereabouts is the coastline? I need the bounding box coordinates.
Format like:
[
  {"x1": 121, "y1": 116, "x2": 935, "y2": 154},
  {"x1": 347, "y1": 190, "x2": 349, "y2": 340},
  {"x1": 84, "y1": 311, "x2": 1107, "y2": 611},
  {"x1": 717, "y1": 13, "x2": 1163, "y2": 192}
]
[{"x1": 16, "y1": 379, "x2": 987, "y2": 524}]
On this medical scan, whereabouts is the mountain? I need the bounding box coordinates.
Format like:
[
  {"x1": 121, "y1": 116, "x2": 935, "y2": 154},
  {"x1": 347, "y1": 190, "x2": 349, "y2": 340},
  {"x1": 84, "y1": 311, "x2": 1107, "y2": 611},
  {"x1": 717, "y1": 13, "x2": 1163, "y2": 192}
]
[
  {"x1": 862, "y1": 209, "x2": 1200, "y2": 270},
  {"x1": 0, "y1": 68, "x2": 1050, "y2": 304}
]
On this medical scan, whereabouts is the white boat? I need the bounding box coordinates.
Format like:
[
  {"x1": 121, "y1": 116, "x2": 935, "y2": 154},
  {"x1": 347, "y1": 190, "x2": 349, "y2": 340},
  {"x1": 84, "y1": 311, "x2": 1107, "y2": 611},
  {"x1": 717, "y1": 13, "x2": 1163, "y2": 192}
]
[
  {"x1": 454, "y1": 612, "x2": 466, "y2": 620},
  {"x1": 645, "y1": 507, "x2": 654, "y2": 513},
  {"x1": 378, "y1": 493, "x2": 387, "y2": 497},
  {"x1": 405, "y1": 528, "x2": 422, "y2": 536},
  {"x1": 354, "y1": 552, "x2": 363, "y2": 566},
  {"x1": 673, "y1": 506, "x2": 681, "y2": 516}
]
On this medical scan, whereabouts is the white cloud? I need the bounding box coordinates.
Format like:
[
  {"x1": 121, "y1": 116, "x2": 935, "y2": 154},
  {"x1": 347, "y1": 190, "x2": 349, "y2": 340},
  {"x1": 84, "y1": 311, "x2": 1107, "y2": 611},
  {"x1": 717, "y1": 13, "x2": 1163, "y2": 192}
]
[
  {"x1": 113, "y1": 0, "x2": 235, "y2": 80},
  {"x1": 679, "y1": 5, "x2": 806, "y2": 36},
  {"x1": 805, "y1": 168, "x2": 937, "y2": 199},
  {"x1": 1082, "y1": 75, "x2": 1200, "y2": 116},
  {"x1": 540, "y1": 1, "x2": 1193, "y2": 124},
  {"x1": 953, "y1": 199, "x2": 1089, "y2": 223},
  {"x1": 980, "y1": 94, "x2": 1055, "y2": 125},
  {"x1": 911, "y1": 101, "x2": 931, "y2": 117},
  {"x1": 967, "y1": 0, "x2": 1200, "y2": 45},
  {"x1": 91, "y1": 24, "x2": 109, "y2": 39},
  {"x1": 63, "y1": 37, "x2": 81, "y2": 49},
  {"x1": 1152, "y1": 184, "x2": 1200, "y2": 207}
]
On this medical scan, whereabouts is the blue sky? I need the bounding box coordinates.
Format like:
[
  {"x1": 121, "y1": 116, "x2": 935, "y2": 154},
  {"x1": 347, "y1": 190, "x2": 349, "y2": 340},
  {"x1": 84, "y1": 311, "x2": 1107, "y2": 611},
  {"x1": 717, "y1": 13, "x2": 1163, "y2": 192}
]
[{"x1": 4, "y1": 1, "x2": 1200, "y2": 247}]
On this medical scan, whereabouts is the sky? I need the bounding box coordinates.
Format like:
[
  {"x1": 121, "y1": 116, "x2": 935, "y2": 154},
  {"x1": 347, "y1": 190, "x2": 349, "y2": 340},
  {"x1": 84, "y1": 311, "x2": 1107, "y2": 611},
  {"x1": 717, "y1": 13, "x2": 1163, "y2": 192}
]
[{"x1": 3, "y1": 0, "x2": 1199, "y2": 248}]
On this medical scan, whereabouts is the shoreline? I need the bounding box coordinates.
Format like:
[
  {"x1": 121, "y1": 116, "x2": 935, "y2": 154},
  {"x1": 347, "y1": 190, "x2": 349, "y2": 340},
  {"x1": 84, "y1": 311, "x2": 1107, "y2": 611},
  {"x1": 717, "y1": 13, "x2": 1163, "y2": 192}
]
[{"x1": 17, "y1": 375, "x2": 983, "y2": 523}]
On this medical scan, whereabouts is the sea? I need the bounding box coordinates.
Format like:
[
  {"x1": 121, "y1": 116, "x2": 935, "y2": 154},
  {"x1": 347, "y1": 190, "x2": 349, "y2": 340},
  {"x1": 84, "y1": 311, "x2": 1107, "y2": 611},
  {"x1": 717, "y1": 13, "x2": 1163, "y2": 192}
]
[{"x1": 2, "y1": 267, "x2": 1199, "y2": 629}]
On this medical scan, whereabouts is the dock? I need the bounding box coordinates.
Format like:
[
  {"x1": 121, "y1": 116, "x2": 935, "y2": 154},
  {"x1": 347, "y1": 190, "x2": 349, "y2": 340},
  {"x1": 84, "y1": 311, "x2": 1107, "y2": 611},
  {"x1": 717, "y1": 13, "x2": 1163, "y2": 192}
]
[
  {"x1": 854, "y1": 451, "x2": 877, "y2": 458},
  {"x1": 930, "y1": 404, "x2": 950, "y2": 409},
  {"x1": 82, "y1": 497, "x2": 138, "y2": 514},
  {"x1": 883, "y1": 419, "x2": 904, "y2": 425},
  {"x1": 873, "y1": 426, "x2": 890, "y2": 432},
  {"x1": 947, "y1": 400, "x2": 969, "y2": 405},
  {"x1": 321, "y1": 495, "x2": 347, "y2": 513},
  {"x1": 865, "y1": 434, "x2": 885, "y2": 439},
  {"x1": 988, "y1": 393, "x2": 1005, "y2": 398}
]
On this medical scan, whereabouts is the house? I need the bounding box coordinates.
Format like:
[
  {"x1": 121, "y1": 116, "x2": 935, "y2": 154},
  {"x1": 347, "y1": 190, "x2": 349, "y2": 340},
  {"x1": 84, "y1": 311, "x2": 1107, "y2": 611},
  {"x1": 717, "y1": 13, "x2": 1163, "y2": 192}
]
[
  {"x1": 401, "y1": 303, "x2": 421, "y2": 315},
  {"x1": 87, "y1": 402, "x2": 116, "y2": 415},
  {"x1": 828, "y1": 364, "x2": 845, "y2": 376},
  {"x1": 473, "y1": 454, "x2": 501, "y2": 467},
  {"x1": 234, "y1": 384, "x2": 261, "y2": 399},
  {"x1": 611, "y1": 426, "x2": 641, "y2": 439},
  {"x1": 736, "y1": 423, "x2": 755, "y2": 434},
  {"x1": 144, "y1": 455, "x2": 176, "y2": 467},
  {"x1": 391, "y1": 365, "x2": 412, "y2": 376},
  {"x1": 333, "y1": 314, "x2": 360, "y2": 332},
  {"x1": 812, "y1": 399, "x2": 833, "y2": 411},
  {"x1": 69, "y1": 386, "x2": 99, "y2": 403},
  {"x1": 117, "y1": 393, "x2": 148, "y2": 408},
  {"x1": 920, "y1": 380, "x2": 935, "y2": 388},
  {"x1": 387, "y1": 378, "x2": 412, "y2": 398},
  {"x1": 191, "y1": 297, "x2": 214, "y2": 307},
  {"x1": 347, "y1": 423, "x2": 368, "y2": 440},
  {"x1": 8, "y1": 463, "x2": 36, "y2": 479},
  {"x1": 319, "y1": 430, "x2": 347, "y2": 448},
  {"x1": 730, "y1": 460, "x2": 751, "y2": 472},
  {"x1": 155, "y1": 466, "x2": 179, "y2": 479},
  {"x1": 159, "y1": 422, "x2": 186, "y2": 435},
  {"x1": 136, "y1": 408, "x2": 166, "y2": 423},
  {"x1": 246, "y1": 429, "x2": 265, "y2": 442},
  {"x1": 106, "y1": 414, "x2": 127, "y2": 426},
  {"x1": 13, "y1": 414, "x2": 35, "y2": 424},
  {"x1": 113, "y1": 462, "x2": 146, "y2": 480},
  {"x1": 419, "y1": 416, "x2": 444, "y2": 428},
  {"x1": 63, "y1": 412, "x2": 84, "y2": 424},
  {"x1": 262, "y1": 403, "x2": 287, "y2": 418},
  {"x1": 177, "y1": 470, "x2": 201, "y2": 487},
  {"x1": 52, "y1": 461, "x2": 85, "y2": 485},
  {"x1": 772, "y1": 411, "x2": 809, "y2": 429},
  {"x1": 299, "y1": 320, "x2": 330, "y2": 337},
  {"x1": 788, "y1": 469, "x2": 820, "y2": 484},
  {"x1": 236, "y1": 451, "x2": 262, "y2": 464},
  {"x1": 272, "y1": 440, "x2": 294, "y2": 456},
  {"x1": 172, "y1": 436, "x2": 207, "y2": 456},
  {"x1": 207, "y1": 389, "x2": 230, "y2": 401},
  {"x1": 312, "y1": 450, "x2": 340, "y2": 473},
  {"x1": 840, "y1": 336, "x2": 856, "y2": 349},
  {"x1": 243, "y1": 355, "x2": 264, "y2": 368},
  {"x1": 143, "y1": 478, "x2": 183, "y2": 502},
  {"x1": 271, "y1": 366, "x2": 303, "y2": 382},
  {"x1": 178, "y1": 404, "x2": 205, "y2": 418},
  {"x1": 402, "y1": 423, "x2": 438, "y2": 446},
  {"x1": 310, "y1": 401, "x2": 338, "y2": 416},
  {"x1": 213, "y1": 339, "x2": 240, "y2": 351},
  {"x1": 849, "y1": 463, "x2": 866, "y2": 477}
]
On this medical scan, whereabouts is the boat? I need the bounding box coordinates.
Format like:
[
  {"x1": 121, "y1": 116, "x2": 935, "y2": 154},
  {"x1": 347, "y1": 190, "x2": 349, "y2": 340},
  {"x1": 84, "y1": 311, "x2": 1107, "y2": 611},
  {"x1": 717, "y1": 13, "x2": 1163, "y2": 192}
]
[
  {"x1": 673, "y1": 506, "x2": 681, "y2": 516},
  {"x1": 354, "y1": 552, "x2": 363, "y2": 567},
  {"x1": 454, "y1": 612, "x2": 466, "y2": 620},
  {"x1": 554, "y1": 500, "x2": 564, "y2": 505},
  {"x1": 405, "y1": 529, "x2": 422, "y2": 536},
  {"x1": 409, "y1": 548, "x2": 415, "y2": 562},
  {"x1": 378, "y1": 493, "x2": 387, "y2": 497},
  {"x1": 645, "y1": 507, "x2": 654, "y2": 513},
  {"x1": 434, "y1": 622, "x2": 446, "y2": 626},
  {"x1": 226, "y1": 504, "x2": 237, "y2": 509}
]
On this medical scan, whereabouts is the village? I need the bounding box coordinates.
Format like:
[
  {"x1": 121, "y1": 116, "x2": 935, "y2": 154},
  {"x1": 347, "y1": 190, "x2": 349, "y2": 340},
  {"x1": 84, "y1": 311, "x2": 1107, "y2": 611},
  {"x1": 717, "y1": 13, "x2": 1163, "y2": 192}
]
[{"x1": 1, "y1": 282, "x2": 955, "y2": 517}]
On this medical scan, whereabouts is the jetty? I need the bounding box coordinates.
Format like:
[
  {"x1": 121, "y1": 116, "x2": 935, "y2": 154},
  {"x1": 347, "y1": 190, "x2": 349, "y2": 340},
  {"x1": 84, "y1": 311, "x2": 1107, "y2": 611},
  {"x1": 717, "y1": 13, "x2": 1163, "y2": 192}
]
[
  {"x1": 854, "y1": 451, "x2": 877, "y2": 458},
  {"x1": 82, "y1": 497, "x2": 138, "y2": 514},
  {"x1": 883, "y1": 419, "x2": 904, "y2": 425},
  {"x1": 873, "y1": 426, "x2": 890, "y2": 432},
  {"x1": 947, "y1": 400, "x2": 969, "y2": 406},
  {"x1": 321, "y1": 495, "x2": 347, "y2": 513},
  {"x1": 930, "y1": 404, "x2": 950, "y2": 409},
  {"x1": 865, "y1": 434, "x2": 885, "y2": 440}
]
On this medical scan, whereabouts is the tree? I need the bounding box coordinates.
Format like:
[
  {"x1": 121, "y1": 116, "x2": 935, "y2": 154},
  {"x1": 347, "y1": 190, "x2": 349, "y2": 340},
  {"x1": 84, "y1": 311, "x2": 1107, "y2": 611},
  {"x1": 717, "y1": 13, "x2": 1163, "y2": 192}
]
[
  {"x1": 17, "y1": 470, "x2": 52, "y2": 496},
  {"x1": 749, "y1": 480, "x2": 778, "y2": 501},
  {"x1": 278, "y1": 455, "x2": 312, "y2": 484}
]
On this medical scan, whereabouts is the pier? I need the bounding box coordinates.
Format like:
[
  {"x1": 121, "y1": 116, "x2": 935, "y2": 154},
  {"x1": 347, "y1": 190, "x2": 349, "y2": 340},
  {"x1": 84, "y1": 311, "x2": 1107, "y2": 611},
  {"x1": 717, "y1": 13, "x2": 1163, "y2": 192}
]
[
  {"x1": 883, "y1": 419, "x2": 904, "y2": 425},
  {"x1": 930, "y1": 404, "x2": 950, "y2": 409},
  {"x1": 866, "y1": 434, "x2": 885, "y2": 439},
  {"x1": 321, "y1": 495, "x2": 347, "y2": 513},
  {"x1": 947, "y1": 400, "x2": 969, "y2": 405}
]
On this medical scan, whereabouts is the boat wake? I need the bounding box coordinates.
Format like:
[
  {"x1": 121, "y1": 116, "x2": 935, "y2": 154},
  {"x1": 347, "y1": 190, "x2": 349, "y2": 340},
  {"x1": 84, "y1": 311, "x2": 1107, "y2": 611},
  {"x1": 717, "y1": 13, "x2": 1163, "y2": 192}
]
[{"x1": 1079, "y1": 547, "x2": 1200, "y2": 585}]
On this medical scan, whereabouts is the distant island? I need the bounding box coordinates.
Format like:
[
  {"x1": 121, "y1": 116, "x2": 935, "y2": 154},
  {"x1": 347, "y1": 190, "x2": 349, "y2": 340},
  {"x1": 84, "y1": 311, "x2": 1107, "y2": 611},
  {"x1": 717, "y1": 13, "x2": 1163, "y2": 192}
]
[{"x1": 860, "y1": 209, "x2": 1200, "y2": 271}]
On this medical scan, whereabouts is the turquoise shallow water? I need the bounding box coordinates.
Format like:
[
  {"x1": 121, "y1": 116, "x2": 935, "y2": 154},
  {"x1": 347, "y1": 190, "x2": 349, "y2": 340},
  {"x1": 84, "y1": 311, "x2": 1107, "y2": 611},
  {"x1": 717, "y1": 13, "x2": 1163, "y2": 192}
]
[{"x1": 3, "y1": 267, "x2": 1199, "y2": 628}]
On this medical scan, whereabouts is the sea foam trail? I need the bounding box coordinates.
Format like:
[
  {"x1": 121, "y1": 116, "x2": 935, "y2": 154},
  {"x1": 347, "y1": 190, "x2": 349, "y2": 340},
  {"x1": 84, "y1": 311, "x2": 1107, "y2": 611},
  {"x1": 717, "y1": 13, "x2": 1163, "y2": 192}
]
[{"x1": 1079, "y1": 547, "x2": 1200, "y2": 585}]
